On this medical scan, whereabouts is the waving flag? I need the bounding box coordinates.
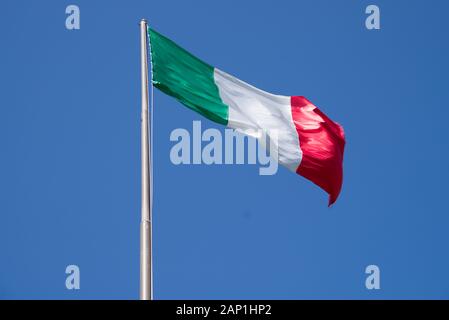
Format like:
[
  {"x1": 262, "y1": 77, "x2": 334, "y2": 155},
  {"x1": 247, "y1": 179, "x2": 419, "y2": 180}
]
[{"x1": 148, "y1": 28, "x2": 345, "y2": 205}]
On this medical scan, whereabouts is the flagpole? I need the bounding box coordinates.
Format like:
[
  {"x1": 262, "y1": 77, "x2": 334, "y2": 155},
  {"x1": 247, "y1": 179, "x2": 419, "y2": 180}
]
[{"x1": 139, "y1": 19, "x2": 153, "y2": 300}]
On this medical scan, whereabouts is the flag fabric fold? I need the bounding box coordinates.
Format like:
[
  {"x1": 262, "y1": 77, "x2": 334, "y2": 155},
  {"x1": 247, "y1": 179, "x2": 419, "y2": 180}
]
[{"x1": 148, "y1": 27, "x2": 345, "y2": 205}]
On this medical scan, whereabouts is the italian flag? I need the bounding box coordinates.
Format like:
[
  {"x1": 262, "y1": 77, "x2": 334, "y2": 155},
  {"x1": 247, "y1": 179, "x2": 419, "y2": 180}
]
[{"x1": 149, "y1": 28, "x2": 345, "y2": 206}]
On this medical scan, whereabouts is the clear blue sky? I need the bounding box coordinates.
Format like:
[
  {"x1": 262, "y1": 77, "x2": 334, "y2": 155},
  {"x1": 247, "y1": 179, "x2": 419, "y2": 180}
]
[{"x1": 1, "y1": 0, "x2": 449, "y2": 299}]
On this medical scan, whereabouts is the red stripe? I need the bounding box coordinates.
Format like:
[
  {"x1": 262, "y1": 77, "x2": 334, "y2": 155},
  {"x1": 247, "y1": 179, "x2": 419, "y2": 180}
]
[{"x1": 290, "y1": 96, "x2": 345, "y2": 206}]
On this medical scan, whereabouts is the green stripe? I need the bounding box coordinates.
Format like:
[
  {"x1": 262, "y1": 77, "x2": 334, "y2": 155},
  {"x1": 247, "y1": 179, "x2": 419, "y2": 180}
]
[{"x1": 148, "y1": 27, "x2": 228, "y2": 125}]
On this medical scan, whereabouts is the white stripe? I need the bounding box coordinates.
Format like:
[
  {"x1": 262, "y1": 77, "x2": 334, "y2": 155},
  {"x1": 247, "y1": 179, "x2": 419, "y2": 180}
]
[{"x1": 214, "y1": 68, "x2": 302, "y2": 171}]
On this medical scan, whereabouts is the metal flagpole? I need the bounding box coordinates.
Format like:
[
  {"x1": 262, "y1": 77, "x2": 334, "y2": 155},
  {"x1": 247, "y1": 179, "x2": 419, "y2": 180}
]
[{"x1": 139, "y1": 19, "x2": 153, "y2": 300}]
